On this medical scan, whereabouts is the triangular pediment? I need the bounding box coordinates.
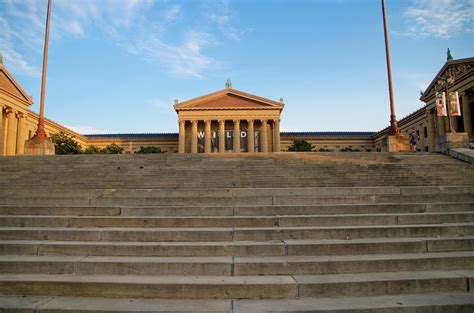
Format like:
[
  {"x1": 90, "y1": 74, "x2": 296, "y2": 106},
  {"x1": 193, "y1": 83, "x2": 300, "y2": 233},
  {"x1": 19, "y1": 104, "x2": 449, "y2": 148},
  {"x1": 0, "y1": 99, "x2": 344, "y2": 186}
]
[
  {"x1": 0, "y1": 65, "x2": 33, "y2": 105},
  {"x1": 174, "y1": 88, "x2": 284, "y2": 110},
  {"x1": 420, "y1": 57, "x2": 474, "y2": 102}
]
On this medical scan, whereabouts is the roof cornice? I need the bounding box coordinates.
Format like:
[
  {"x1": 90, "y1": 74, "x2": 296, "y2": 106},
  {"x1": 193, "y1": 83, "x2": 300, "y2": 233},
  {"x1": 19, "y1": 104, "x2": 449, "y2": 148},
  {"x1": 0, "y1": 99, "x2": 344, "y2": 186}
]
[{"x1": 174, "y1": 88, "x2": 284, "y2": 111}]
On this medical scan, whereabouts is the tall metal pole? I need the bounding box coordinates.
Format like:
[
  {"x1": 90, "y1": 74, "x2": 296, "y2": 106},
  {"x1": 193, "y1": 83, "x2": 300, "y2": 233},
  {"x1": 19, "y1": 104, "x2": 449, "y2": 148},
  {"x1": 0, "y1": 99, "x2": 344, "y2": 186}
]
[
  {"x1": 381, "y1": 0, "x2": 400, "y2": 135},
  {"x1": 35, "y1": 0, "x2": 52, "y2": 139}
]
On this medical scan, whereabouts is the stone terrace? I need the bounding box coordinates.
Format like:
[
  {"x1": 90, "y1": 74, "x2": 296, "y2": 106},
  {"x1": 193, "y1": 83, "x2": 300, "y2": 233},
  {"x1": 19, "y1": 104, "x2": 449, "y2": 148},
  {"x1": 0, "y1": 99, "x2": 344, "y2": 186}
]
[{"x1": 0, "y1": 152, "x2": 473, "y2": 312}]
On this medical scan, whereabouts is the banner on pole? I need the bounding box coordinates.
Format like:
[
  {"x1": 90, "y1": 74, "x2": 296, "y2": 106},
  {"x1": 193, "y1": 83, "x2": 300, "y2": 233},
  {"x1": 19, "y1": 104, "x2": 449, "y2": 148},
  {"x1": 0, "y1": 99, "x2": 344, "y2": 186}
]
[
  {"x1": 435, "y1": 92, "x2": 447, "y2": 117},
  {"x1": 449, "y1": 91, "x2": 461, "y2": 116}
]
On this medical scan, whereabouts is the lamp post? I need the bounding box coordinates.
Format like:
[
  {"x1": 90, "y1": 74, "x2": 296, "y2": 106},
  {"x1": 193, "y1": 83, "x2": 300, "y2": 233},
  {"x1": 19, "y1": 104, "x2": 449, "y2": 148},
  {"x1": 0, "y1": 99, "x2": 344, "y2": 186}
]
[{"x1": 381, "y1": 0, "x2": 400, "y2": 135}]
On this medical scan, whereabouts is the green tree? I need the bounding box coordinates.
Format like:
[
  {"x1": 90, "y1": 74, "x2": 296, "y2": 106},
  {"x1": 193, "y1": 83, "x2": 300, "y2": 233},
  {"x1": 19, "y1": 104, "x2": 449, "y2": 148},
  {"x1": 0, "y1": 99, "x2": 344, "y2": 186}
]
[
  {"x1": 101, "y1": 143, "x2": 124, "y2": 154},
  {"x1": 288, "y1": 139, "x2": 315, "y2": 152},
  {"x1": 135, "y1": 146, "x2": 163, "y2": 154},
  {"x1": 50, "y1": 132, "x2": 82, "y2": 154},
  {"x1": 83, "y1": 145, "x2": 101, "y2": 154}
]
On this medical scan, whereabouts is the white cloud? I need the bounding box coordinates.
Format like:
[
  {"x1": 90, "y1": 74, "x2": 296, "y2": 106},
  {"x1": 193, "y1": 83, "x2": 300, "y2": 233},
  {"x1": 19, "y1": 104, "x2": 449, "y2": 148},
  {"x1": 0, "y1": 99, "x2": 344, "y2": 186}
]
[
  {"x1": 0, "y1": 16, "x2": 41, "y2": 77},
  {"x1": 1, "y1": 0, "x2": 243, "y2": 78},
  {"x1": 66, "y1": 125, "x2": 107, "y2": 135},
  {"x1": 123, "y1": 29, "x2": 216, "y2": 78},
  {"x1": 146, "y1": 98, "x2": 174, "y2": 113},
  {"x1": 208, "y1": 0, "x2": 245, "y2": 41},
  {"x1": 165, "y1": 4, "x2": 182, "y2": 22},
  {"x1": 404, "y1": 0, "x2": 473, "y2": 38}
]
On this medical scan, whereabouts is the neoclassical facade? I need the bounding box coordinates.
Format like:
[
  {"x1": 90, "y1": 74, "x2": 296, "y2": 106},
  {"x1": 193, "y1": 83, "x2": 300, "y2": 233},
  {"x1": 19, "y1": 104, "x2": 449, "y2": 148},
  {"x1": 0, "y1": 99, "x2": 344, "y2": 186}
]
[
  {"x1": 174, "y1": 85, "x2": 284, "y2": 153},
  {"x1": 0, "y1": 63, "x2": 87, "y2": 156},
  {"x1": 1, "y1": 57, "x2": 473, "y2": 156}
]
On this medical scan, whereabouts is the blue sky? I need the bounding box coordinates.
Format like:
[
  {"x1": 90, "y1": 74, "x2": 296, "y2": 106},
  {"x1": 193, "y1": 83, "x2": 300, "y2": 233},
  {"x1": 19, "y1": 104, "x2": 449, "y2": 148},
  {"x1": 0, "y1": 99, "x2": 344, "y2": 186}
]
[{"x1": 1, "y1": 0, "x2": 473, "y2": 134}]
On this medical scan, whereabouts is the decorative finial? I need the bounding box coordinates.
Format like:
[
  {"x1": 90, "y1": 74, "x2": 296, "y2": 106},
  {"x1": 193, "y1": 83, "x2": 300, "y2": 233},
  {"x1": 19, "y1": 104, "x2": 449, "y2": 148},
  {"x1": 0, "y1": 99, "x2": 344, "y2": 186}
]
[
  {"x1": 0, "y1": 51, "x2": 3, "y2": 65},
  {"x1": 174, "y1": 99, "x2": 179, "y2": 105},
  {"x1": 279, "y1": 98, "x2": 284, "y2": 104},
  {"x1": 447, "y1": 48, "x2": 453, "y2": 61},
  {"x1": 225, "y1": 78, "x2": 232, "y2": 89}
]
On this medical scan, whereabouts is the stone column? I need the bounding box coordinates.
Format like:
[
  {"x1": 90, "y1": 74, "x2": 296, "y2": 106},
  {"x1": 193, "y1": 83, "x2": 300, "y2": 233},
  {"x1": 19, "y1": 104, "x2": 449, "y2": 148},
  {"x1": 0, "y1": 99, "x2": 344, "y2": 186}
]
[
  {"x1": 191, "y1": 120, "x2": 198, "y2": 154},
  {"x1": 261, "y1": 119, "x2": 268, "y2": 153},
  {"x1": 427, "y1": 110, "x2": 436, "y2": 152},
  {"x1": 178, "y1": 120, "x2": 186, "y2": 154},
  {"x1": 219, "y1": 120, "x2": 225, "y2": 153},
  {"x1": 0, "y1": 105, "x2": 5, "y2": 156},
  {"x1": 247, "y1": 120, "x2": 254, "y2": 153},
  {"x1": 273, "y1": 119, "x2": 281, "y2": 152},
  {"x1": 233, "y1": 120, "x2": 240, "y2": 153},
  {"x1": 16, "y1": 113, "x2": 27, "y2": 155},
  {"x1": 5, "y1": 108, "x2": 17, "y2": 156},
  {"x1": 438, "y1": 116, "x2": 446, "y2": 136},
  {"x1": 462, "y1": 93, "x2": 472, "y2": 137},
  {"x1": 204, "y1": 120, "x2": 212, "y2": 153}
]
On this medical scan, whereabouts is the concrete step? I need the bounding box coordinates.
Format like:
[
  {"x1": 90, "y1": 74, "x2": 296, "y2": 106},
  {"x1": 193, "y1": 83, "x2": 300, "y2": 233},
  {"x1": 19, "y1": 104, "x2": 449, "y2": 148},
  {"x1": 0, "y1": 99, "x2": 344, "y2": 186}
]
[
  {"x1": 294, "y1": 270, "x2": 473, "y2": 298},
  {"x1": 233, "y1": 292, "x2": 474, "y2": 313},
  {"x1": 2, "y1": 292, "x2": 474, "y2": 312},
  {"x1": 0, "y1": 296, "x2": 231, "y2": 312},
  {"x1": 0, "y1": 252, "x2": 473, "y2": 276},
  {"x1": 233, "y1": 251, "x2": 474, "y2": 275},
  {"x1": 1, "y1": 202, "x2": 472, "y2": 217},
  {"x1": 0, "y1": 212, "x2": 473, "y2": 228},
  {"x1": 1, "y1": 185, "x2": 472, "y2": 197},
  {"x1": 0, "y1": 274, "x2": 297, "y2": 299},
  {"x1": 1, "y1": 224, "x2": 472, "y2": 242},
  {"x1": 0, "y1": 270, "x2": 471, "y2": 299},
  {"x1": 0, "y1": 240, "x2": 286, "y2": 257},
  {"x1": 2, "y1": 193, "x2": 473, "y2": 206},
  {"x1": 1, "y1": 237, "x2": 473, "y2": 257}
]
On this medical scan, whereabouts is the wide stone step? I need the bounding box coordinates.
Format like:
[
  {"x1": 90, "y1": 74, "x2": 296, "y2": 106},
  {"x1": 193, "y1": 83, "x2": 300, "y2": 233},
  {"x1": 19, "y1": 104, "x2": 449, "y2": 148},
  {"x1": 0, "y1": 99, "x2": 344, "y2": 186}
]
[
  {"x1": 1, "y1": 224, "x2": 472, "y2": 241},
  {"x1": 1, "y1": 252, "x2": 473, "y2": 276},
  {"x1": 1, "y1": 202, "x2": 472, "y2": 217},
  {"x1": 2, "y1": 292, "x2": 474, "y2": 313},
  {"x1": 1, "y1": 186, "x2": 471, "y2": 197},
  {"x1": 0, "y1": 274, "x2": 297, "y2": 299},
  {"x1": 0, "y1": 270, "x2": 471, "y2": 299},
  {"x1": 1, "y1": 237, "x2": 473, "y2": 257},
  {"x1": 233, "y1": 292, "x2": 474, "y2": 313},
  {"x1": 1, "y1": 212, "x2": 473, "y2": 228},
  {"x1": 2, "y1": 193, "x2": 473, "y2": 206},
  {"x1": 294, "y1": 270, "x2": 473, "y2": 298}
]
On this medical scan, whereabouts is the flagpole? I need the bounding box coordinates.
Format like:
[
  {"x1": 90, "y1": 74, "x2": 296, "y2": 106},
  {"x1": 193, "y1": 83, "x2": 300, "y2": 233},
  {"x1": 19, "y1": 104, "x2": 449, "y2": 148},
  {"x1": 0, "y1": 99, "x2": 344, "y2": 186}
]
[
  {"x1": 35, "y1": 0, "x2": 51, "y2": 139},
  {"x1": 381, "y1": 0, "x2": 400, "y2": 135},
  {"x1": 25, "y1": 0, "x2": 55, "y2": 155}
]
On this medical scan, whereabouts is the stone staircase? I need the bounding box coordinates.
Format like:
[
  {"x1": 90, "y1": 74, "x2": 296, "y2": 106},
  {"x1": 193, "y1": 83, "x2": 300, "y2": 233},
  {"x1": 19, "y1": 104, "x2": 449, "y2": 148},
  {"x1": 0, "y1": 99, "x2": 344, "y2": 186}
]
[{"x1": 0, "y1": 152, "x2": 473, "y2": 312}]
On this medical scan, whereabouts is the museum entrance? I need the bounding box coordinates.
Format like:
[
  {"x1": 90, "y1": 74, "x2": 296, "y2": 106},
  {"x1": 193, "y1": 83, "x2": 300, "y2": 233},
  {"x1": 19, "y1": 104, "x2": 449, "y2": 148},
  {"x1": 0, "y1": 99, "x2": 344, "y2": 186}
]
[{"x1": 198, "y1": 129, "x2": 261, "y2": 153}]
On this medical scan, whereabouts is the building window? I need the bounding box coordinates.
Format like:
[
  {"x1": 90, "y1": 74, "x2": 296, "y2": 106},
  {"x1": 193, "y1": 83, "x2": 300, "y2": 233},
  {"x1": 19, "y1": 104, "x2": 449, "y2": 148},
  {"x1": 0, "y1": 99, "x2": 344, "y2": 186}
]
[{"x1": 423, "y1": 127, "x2": 428, "y2": 138}]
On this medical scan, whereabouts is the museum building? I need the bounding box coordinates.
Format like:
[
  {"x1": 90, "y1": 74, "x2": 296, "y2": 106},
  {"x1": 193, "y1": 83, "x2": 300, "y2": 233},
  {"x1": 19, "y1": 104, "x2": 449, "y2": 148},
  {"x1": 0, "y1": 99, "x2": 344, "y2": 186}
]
[{"x1": 0, "y1": 57, "x2": 473, "y2": 155}]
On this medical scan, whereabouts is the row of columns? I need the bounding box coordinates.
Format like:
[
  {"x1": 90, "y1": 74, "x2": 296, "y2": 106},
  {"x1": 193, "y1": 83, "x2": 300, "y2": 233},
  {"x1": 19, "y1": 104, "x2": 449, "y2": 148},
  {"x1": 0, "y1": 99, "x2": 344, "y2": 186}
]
[
  {"x1": 433, "y1": 92, "x2": 472, "y2": 137},
  {"x1": 178, "y1": 119, "x2": 280, "y2": 154},
  {"x1": 0, "y1": 105, "x2": 28, "y2": 155},
  {"x1": 425, "y1": 92, "x2": 472, "y2": 152}
]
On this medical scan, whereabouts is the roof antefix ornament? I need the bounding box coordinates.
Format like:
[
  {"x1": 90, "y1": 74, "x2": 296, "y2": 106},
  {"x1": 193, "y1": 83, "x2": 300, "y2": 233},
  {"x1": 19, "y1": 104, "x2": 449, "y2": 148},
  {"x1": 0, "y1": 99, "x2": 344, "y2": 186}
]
[{"x1": 225, "y1": 79, "x2": 232, "y2": 89}]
